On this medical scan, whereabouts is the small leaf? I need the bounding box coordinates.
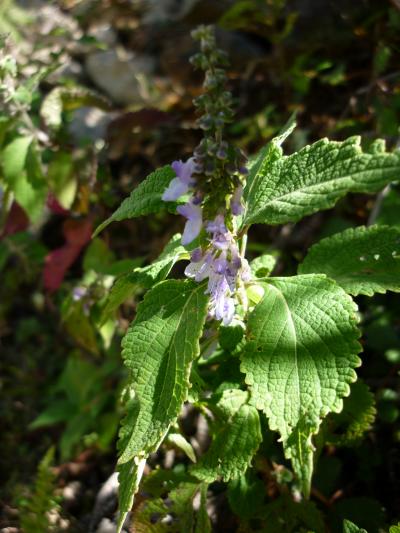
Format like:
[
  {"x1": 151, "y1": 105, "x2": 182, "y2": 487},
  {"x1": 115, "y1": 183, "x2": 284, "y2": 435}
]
[
  {"x1": 250, "y1": 253, "x2": 277, "y2": 277},
  {"x1": 343, "y1": 519, "x2": 368, "y2": 533},
  {"x1": 243, "y1": 136, "x2": 400, "y2": 226},
  {"x1": 2, "y1": 135, "x2": 32, "y2": 184},
  {"x1": 167, "y1": 432, "x2": 197, "y2": 463},
  {"x1": 299, "y1": 225, "x2": 400, "y2": 296},
  {"x1": 94, "y1": 165, "x2": 176, "y2": 236},
  {"x1": 191, "y1": 389, "x2": 262, "y2": 482},
  {"x1": 241, "y1": 275, "x2": 361, "y2": 496}
]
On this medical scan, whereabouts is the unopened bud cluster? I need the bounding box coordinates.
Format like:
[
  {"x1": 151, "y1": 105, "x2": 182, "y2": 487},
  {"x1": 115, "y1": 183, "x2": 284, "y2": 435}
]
[{"x1": 190, "y1": 25, "x2": 247, "y2": 221}]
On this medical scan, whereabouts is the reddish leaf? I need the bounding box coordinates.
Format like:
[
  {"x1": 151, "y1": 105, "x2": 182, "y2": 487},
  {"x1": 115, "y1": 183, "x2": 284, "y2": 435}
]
[
  {"x1": 1, "y1": 202, "x2": 30, "y2": 238},
  {"x1": 63, "y1": 218, "x2": 93, "y2": 246},
  {"x1": 43, "y1": 218, "x2": 92, "y2": 292}
]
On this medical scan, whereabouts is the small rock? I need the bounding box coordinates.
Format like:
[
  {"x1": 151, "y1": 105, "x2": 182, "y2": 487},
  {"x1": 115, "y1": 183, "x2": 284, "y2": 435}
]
[
  {"x1": 85, "y1": 48, "x2": 156, "y2": 106},
  {"x1": 68, "y1": 107, "x2": 114, "y2": 144},
  {"x1": 88, "y1": 23, "x2": 117, "y2": 47},
  {"x1": 96, "y1": 518, "x2": 117, "y2": 533},
  {"x1": 141, "y1": 0, "x2": 200, "y2": 24}
]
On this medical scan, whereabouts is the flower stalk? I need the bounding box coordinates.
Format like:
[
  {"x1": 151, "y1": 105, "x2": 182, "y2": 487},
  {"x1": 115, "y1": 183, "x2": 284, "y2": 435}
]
[{"x1": 161, "y1": 25, "x2": 250, "y2": 325}]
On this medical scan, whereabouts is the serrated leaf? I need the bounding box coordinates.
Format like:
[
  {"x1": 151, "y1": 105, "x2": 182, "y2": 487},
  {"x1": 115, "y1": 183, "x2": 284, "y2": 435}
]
[
  {"x1": 118, "y1": 280, "x2": 208, "y2": 462},
  {"x1": 326, "y1": 380, "x2": 376, "y2": 446},
  {"x1": 94, "y1": 165, "x2": 176, "y2": 236},
  {"x1": 191, "y1": 389, "x2": 262, "y2": 482},
  {"x1": 240, "y1": 275, "x2": 361, "y2": 496},
  {"x1": 116, "y1": 280, "x2": 208, "y2": 530},
  {"x1": 243, "y1": 136, "x2": 400, "y2": 226},
  {"x1": 299, "y1": 225, "x2": 400, "y2": 296},
  {"x1": 99, "y1": 234, "x2": 187, "y2": 323},
  {"x1": 343, "y1": 519, "x2": 368, "y2": 533},
  {"x1": 118, "y1": 457, "x2": 147, "y2": 533}
]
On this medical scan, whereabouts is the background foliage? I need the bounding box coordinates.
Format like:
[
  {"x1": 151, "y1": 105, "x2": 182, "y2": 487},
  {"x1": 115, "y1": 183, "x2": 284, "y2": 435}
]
[{"x1": 1, "y1": 0, "x2": 400, "y2": 531}]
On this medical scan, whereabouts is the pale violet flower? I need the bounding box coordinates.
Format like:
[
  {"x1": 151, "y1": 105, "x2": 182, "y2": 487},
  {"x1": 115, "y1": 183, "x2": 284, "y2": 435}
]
[
  {"x1": 184, "y1": 214, "x2": 251, "y2": 325},
  {"x1": 177, "y1": 200, "x2": 203, "y2": 245},
  {"x1": 230, "y1": 185, "x2": 244, "y2": 215},
  {"x1": 162, "y1": 157, "x2": 196, "y2": 201}
]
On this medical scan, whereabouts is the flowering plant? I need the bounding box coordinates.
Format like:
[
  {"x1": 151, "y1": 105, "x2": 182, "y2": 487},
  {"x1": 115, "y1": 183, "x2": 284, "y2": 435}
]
[{"x1": 96, "y1": 26, "x2": 400, "y2": 532}]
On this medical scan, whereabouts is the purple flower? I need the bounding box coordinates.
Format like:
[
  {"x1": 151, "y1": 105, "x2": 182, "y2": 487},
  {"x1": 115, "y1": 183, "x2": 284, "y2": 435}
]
[
  {"x1": 177, "y1": 200, "x2": 203, "y2": 245},
  {"x1": 185, "y1": 250, "x2": 212, "y2": 281},
  {"x1": 230, "y1": 185, "x2": 244, "y2": 215},
  {"x1": 72, "y1": 286, "x2": 87, "y2": 301},
  {"x1": 215, "y1": 295, "x2": 235, "y2": 325},
  {"x1": 206, "y1": 214, "x2": 227, "y2": 235},
  {"x1": 162, "y1": 158, "x2": 196, "y2": 201}
]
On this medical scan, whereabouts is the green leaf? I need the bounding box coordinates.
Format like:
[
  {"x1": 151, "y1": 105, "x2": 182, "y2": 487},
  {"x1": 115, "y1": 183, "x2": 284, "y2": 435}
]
[
  {"x1": 243, "y1": 136, "x2": 400, "y2": 226},
  {"x1": 240, "y1": 275, "x2": 361, "y2": 496},
  {"x1": 389, "y1": 523, "x2": 400, "y2": 533},
  {"x1": 117, "y1": 280, "x2": 209, "y2": 530},
  {"x1": 299, "y1": 225, "x2": 400, "y2": 296},
  {"x1": 118, "y1": 457, "x2": 147, "y2": 533},
  {"x1": 2, "y1": 135, "x2": 33, "y2": 184},
  {"x1": 191, "y1": 389, "x2": 262, "y2": 482},
  {"x1": 94, "y1": 165, "x2": 176, "y2": 236},
  {"x1": 326, "y1": 380, "x2": 376, "y2": 447},
  {"x1": 343, "y1": 519, "x2": 368, "y2": 533},
  {"x1": 1, "y1": 136, "x2": 47, "y2": 221},
  {"x1": 167, "y1": 432, "x2": 197, "y2": 463}
]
